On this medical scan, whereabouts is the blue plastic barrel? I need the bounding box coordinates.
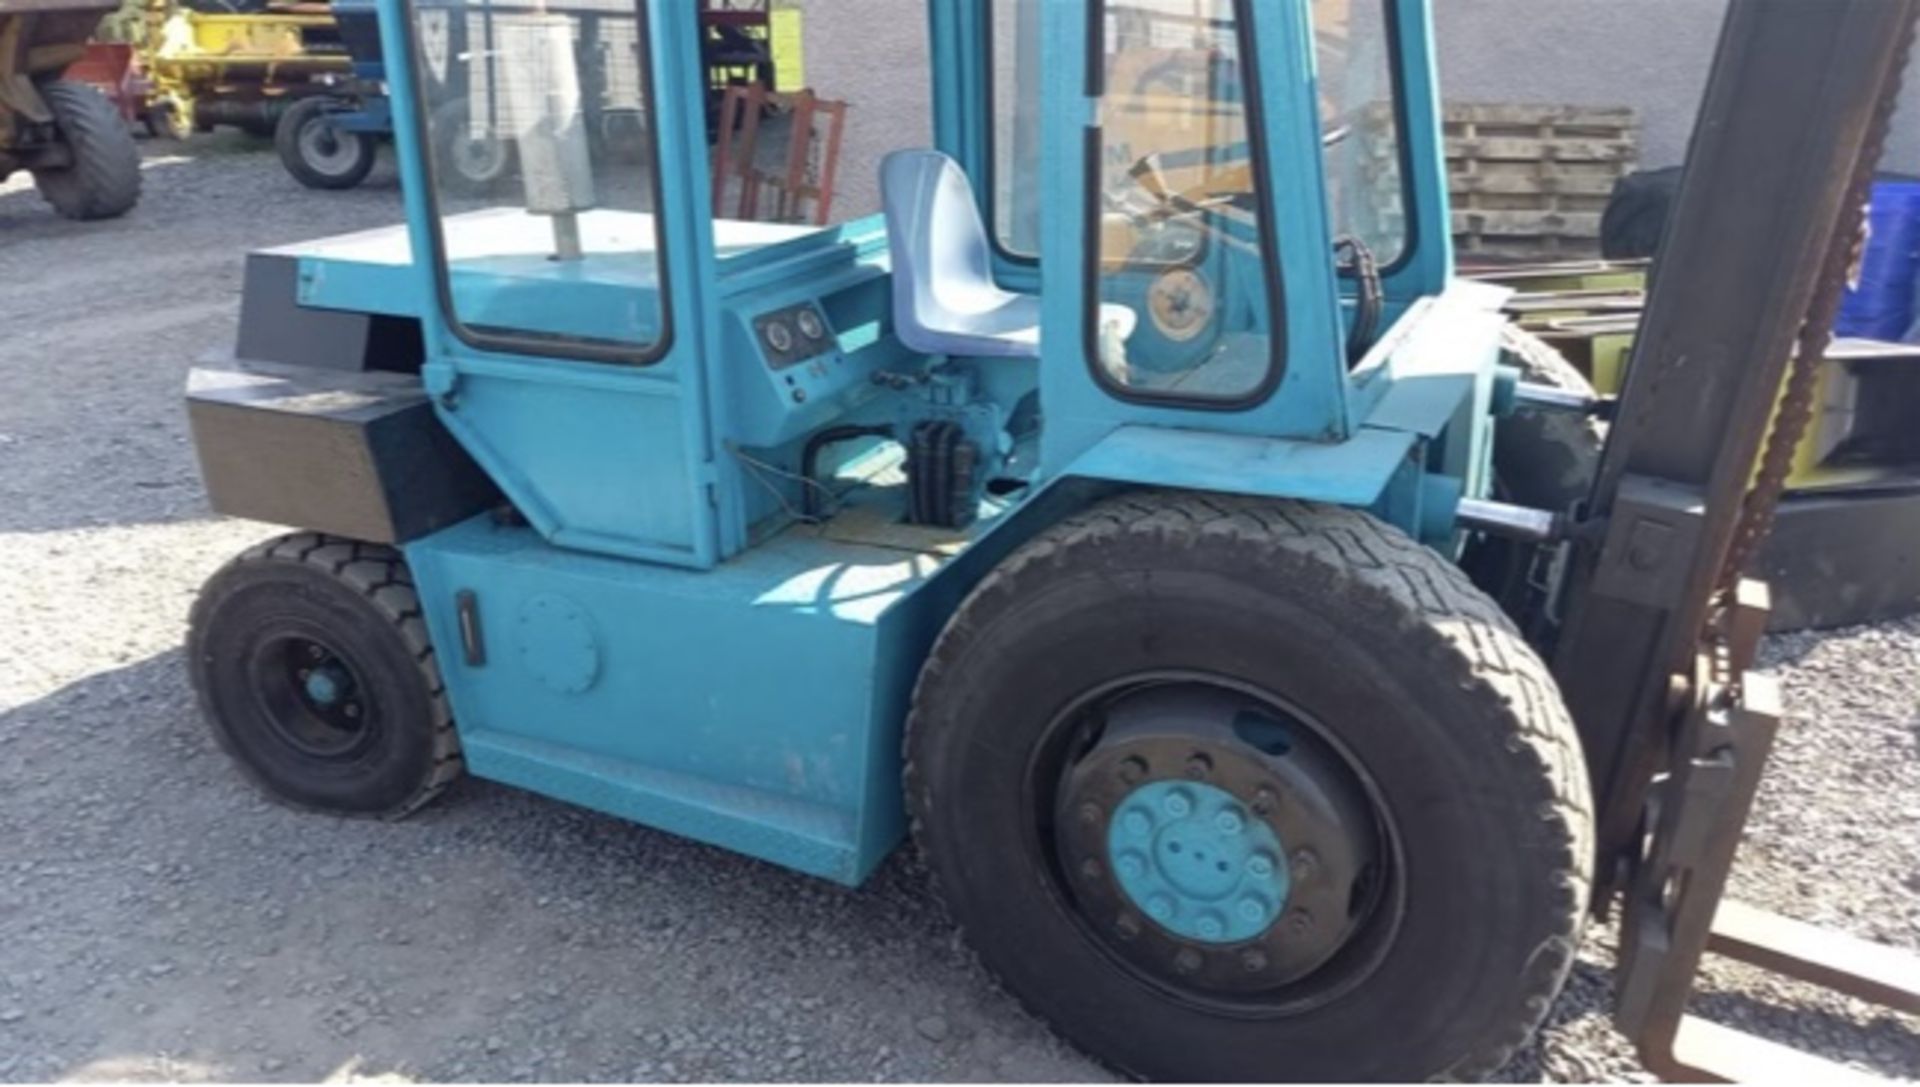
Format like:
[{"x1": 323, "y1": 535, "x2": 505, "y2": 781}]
[{"x1": 1838, "y1": 180, "x2": 1920, "y2": 340}]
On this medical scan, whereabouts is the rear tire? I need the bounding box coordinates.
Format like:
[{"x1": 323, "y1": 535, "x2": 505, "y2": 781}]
[
  {"x1": 1466, "y1": 324, "x2": 1606, "y2": 638},
  {"x1": 431, "y1": 98, "x2": 512, "y2": 196},
  {"x1": 275, "y1": 97, "x2": 378, "y2": 191},
  {"x1": 906, "y1": 493, "x2": 1592, "y2": 1082},
  {"x1": 187, "y1": 533, "x2": 462, "y2": 818},
  {"x1": 31, "y1": 81, "x2": 142, "y2": 221}
]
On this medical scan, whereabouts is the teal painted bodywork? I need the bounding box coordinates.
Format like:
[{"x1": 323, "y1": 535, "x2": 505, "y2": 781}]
[{"x1": 255, "y1": 0, "x2": 1506, "y2": 883}]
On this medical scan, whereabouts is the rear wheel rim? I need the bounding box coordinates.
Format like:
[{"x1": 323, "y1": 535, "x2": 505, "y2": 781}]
[
  {"x1": 247, "y1": 634, "x2": 378, "y2": 761},
  {"x1": 298, "y1": 116, "x2": 363, "y2": 177},
  {"x1": 448, "y1": 127, "x2": 508, "y2": 183},
  {"x1": 1034, "y1": 674, "x2": 1405, "y2": 1015}
]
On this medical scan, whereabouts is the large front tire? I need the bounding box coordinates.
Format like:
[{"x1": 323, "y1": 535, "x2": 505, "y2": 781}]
[
  {"x1": 187, "y1": 533, "x2": 462, "y2": 818},
  {"x1": 906, "y1": 494, "x2": 1592, "y2": 1082},
  {"x1": 32, "y1": 81, "x2": 142, "y2": 221}
]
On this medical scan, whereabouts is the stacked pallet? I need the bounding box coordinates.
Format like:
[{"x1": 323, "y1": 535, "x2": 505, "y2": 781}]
[{"x1": 1444, "y1": 103, "x2": 1638, "y2": 262}]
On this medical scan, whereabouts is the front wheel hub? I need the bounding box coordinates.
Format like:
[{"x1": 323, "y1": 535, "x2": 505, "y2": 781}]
[
  {"x1": 1052, "y1": 682, "x2": 1389, "y2": 998},
  {"x1": 1108, "y1": 780, "x2": 1290, "y2": 943}
]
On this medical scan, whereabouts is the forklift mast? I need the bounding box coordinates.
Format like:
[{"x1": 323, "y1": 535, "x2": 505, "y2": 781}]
[{"x1": 1551, "y1": 0, "x2": 1920, "y2": 1076}]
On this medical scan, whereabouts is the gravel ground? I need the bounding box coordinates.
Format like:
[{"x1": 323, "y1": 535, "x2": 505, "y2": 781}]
[{"x1": 1, "y1": 141, "x2": 1916, "y2": 1083}]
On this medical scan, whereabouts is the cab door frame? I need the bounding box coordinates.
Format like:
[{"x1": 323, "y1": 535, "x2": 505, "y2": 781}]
[
  {"x1": 377, "y1": 0, "x2": 730, "y2": 570},
  {"x1": 1034, "y1": 0, "x2": 1353, "y2": 477}
]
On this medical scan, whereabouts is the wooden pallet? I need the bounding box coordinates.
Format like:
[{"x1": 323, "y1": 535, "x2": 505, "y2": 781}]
[
  {"x1": 1443, "y1": 103, "x2": 1638, "y2": 260},
  {"x1": 1443, "y1": 103, "x2": 1628, "y2": 263}
]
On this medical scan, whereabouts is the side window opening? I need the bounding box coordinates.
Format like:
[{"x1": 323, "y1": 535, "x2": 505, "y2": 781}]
[
  {"x1": 1085, "y1": 0, "x2": 1283, "y2": 407},
  {"x1": 1314, "y1": 0, "x2": 1410, "y2": 270},
  {"x1": 991, "y1": 0, "x2": 1044, "y2": 260},
  {"x1": 411, "y1": 0, "x2": 669, "y2": 363}
]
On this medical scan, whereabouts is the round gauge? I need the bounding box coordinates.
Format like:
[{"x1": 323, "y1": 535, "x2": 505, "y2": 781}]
[
  {"x1": 796, "y1": 309, "x2": 827, "y2": 341},
  {"x1": 764, "y1": 320, "x2": 794, "y2": 355},
  {"x1": 1147, "y1": 269, "x2": 1216, "y2": 343}
]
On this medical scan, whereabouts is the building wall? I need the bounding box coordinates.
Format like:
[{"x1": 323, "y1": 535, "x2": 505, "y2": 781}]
[
  {"x1": 787, "y1": 0, "x2": 1920, "y2": 220},
  {"x1": 788, "y1": 1, "x2": 932, "y2": 220},
  {"x1": 1430, "y1": 0, "x2": 1920, "y2": 174}
]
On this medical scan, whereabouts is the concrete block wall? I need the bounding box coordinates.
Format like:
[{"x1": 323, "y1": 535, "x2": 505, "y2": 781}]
[
  {"x1": 1431, "y1": 0, "x2": 1920, "y2": 175},
  {"x1": 784, "y1": 0, "x2": 1920, "y2": 221}
]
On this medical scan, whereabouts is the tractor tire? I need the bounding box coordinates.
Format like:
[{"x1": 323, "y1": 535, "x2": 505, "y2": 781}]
[
  {"x1": 31, "y1": 81, "x2": 142, "y2": 221},
  {"x1": 276, "y1": 98, "x2": 378, "y2": 191},
  {"x1": 905, "y1": 493, "x2": 1592, "y2": 1083},
  {"x1": 1600, "y1": 166, "x2": 1683, "y2": 260},
  {"x1": 188, "y1": 533, "x2": 463, "y2": 819},
  {"x1": 431, "y1": 98, "x2": 513, "y2": 196},
  {"x1": 1466, "y1": 325, "x2": 1607, "y2": 637}
]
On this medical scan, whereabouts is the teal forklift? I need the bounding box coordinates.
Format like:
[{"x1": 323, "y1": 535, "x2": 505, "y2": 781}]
[{"x1": 181, "y1": 0, "x2": 1920, "y2": 1079}]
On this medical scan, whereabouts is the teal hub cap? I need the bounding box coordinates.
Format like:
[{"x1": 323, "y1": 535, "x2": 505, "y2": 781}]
[
  {"x1": 1107, "y1": 780, "x2": 1289, "y2": 944},
  {"x1": 303, "y1": 667, "x2": 344, "y2": 705}
]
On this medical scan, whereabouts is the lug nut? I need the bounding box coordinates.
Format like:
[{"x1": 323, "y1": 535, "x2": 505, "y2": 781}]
[
  {"x1": 1184, "y1": 753, "x2": 1212, "y2": 780},
  {"x1": 1077, "y1": 803, "x2": 1101, "y2": 826},
  {"x1": 1247, "y1": 853, "x2": 1275, "y2": 879},
  {"x1": 1163, "y1": 792, "x2": 1191, "y2": 818},
  {"x1": 1147, "y1": 895, "x2": 1175, "y2": 921},
  {"x1": 1122, "y1": 810, "x2": 1152, "y2": 837},
  {"x1": 1214, "y1": 809, "x2": 1245, "y2": 835},
  {"x1": 1196, "y1": 915, "x2": 1224, "y2": 939},
  {"x1": 1118, "y1": 756, "x2": 1148, "y2": 785},
  {"x1": 1240, "y1": 948, "x2": 1269, "y2": 973},
  {"x1": 1236, "y1": 897, "x2": 1266, "y2": 924},
  {"x1": 1079, "y1": 858, "x2": 1102, "y2": 882},
  {"x1": 1173, "y1": 949, "x2": 1202, "y2": 975},
  {"x1": 1283, "y1": 908, "x2": 1315, "y2": 937},
  {"x1": 1251, "y1": 789, "x2": 1277, "y2": 816},
  {"x1": 1290, "y1": 848, "x2": 1321, "y2": 881},
  {"x1": 1117, "y1": 853, "x2": 1146, "y2": 879},
  {"x1": 1115, "y1": 915, "x2": 1141, "y2": 941}
]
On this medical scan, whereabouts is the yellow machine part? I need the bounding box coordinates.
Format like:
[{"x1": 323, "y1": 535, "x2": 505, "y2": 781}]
[
  {"x1": 141, "y1": 2, "x2": 347, "y2": 130},
  {"x1": 149, "y1": 9, "x2": 345, "y2": 76},
  {"x1": 768, "y1": 4, "x2": 803, "y2": 93}
]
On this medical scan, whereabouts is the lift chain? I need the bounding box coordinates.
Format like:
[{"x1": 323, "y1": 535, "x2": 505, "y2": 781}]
[{"x1": 1714, "y1": 13, "x2": 1919, "y2": 605}]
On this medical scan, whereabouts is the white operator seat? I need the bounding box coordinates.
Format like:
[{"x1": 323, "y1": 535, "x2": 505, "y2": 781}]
[{"x1": 881, "y1": 149, "x2": 1136, "y2": 361}]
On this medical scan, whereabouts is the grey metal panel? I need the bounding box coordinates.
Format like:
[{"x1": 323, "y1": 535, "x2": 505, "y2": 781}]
[
  {"x1": 234, "y1": 253, "x2": 425, "y2": 373},
  {"x1": 1762, "y1": 488, "x2": 1920, "y2": 632}
]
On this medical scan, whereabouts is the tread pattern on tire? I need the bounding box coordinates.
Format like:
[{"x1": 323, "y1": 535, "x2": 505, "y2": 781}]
[
  {"x1": 905, "y1": 491, "x2": 1593, "y2": 1081},
  {"x1": 189, "y1": 532, "x2": 463, "y2": 819},
  {"x1": 32, "y1": 81, "x2": 142, "y2": 221}
]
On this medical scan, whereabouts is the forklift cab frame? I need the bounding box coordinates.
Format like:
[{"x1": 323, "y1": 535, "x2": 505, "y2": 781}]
[
  {"x1": 185, "y1": 1, "x2": 1622, "y2": 1079},
  {"x1": 186, "y1": 0, "x2": 1920, "y2": 1077},
  {"x1": 370, "y1": 0, "x2": 1475, "y2": 573}
]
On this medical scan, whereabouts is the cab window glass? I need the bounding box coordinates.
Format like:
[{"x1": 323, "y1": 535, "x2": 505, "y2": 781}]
[
  {"x1": 1088, "y1": 0, "x2": 1280, "y2": 404},
  {"x1": 413, "y1": 0, "x2": 667, "y2": 359},
  {"x1": 991, "y1": 0, "x2": 1044, "y2": 258},
  {"x1": 1314, "y1": 0, "x2": 1408, "y2": 266}
]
